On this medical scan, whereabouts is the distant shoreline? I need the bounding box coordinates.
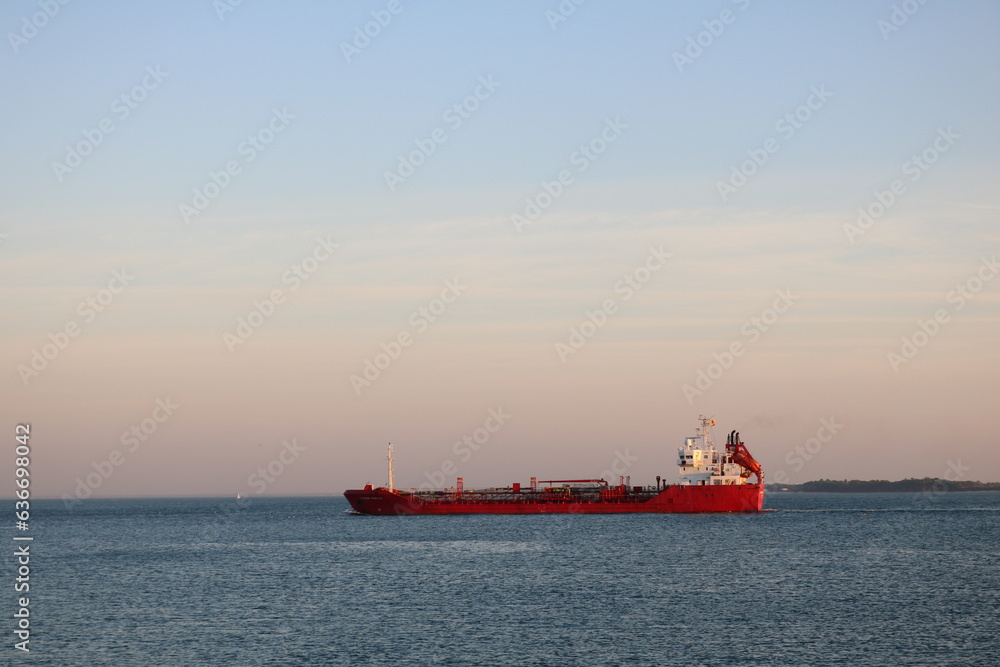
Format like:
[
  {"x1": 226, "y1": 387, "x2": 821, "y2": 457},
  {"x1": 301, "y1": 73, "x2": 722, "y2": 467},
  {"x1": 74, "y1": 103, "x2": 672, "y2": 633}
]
[{"x1": 766, "y1": 478, "x2": 1000, "y2": 493}]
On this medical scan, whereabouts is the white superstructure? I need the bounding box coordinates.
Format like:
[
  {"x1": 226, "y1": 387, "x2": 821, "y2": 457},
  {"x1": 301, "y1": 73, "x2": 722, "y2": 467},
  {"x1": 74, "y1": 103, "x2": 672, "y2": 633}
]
[{"x1": 677, "y1": 415, "x2": 746, "y2": 486}]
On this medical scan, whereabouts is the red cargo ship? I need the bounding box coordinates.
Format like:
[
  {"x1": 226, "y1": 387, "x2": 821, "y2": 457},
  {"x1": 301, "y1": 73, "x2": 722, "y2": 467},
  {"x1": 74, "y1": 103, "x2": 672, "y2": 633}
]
[{"x1": 344, "y1": 415, "x2": 763, "y2": 515}]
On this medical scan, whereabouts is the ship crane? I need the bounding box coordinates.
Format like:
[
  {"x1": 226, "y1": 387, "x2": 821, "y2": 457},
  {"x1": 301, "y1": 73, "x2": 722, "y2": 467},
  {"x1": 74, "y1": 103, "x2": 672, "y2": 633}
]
[{"x1": 726, "y1": 430, "x2": 763, "y2": 484}]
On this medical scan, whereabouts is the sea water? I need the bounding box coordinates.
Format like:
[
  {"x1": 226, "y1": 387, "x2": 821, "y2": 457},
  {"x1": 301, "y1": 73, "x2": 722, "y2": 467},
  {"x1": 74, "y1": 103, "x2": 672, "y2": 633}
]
[{"x1": 11, "y1": 492, "x2": 1000, "y2": 665}]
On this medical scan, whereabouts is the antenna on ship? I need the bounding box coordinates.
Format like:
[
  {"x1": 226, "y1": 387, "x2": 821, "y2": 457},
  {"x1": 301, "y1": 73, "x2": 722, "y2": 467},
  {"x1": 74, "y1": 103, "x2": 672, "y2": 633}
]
[
  {"x1": 387, "y1": 443, "x2": 395, "y2": 492},
  {"x1": 697, "y1": 414, "x2": 717, "y2": 449}
]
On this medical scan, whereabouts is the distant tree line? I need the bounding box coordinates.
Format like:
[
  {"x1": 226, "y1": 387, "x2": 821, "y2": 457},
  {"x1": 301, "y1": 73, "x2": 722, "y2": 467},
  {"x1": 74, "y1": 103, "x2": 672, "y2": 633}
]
[{"x1": 766, "y1": 478, "x2": 1000, "y2": 492}]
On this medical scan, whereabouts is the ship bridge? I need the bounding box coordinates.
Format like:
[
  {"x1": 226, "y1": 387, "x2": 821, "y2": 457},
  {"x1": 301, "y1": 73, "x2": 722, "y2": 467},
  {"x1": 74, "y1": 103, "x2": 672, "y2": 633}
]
[{"x1": 677, "y1": 415, "x2": 747, "y2": 486}]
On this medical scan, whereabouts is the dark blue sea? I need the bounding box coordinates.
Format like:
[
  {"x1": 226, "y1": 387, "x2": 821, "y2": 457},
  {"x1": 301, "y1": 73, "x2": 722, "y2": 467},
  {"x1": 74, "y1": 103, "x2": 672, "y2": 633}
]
[{"x1": 9, "y1": 492, "x2": 1000, "y2": 666}]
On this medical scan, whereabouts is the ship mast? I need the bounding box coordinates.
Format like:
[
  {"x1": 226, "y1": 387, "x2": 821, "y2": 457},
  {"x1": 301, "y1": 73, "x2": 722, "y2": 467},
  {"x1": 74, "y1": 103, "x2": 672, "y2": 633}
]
[
  {"x1": 387, "y1": 443, "x2": 395, "y2": 492},
  {"x1": 697, "y1": 414, "x2": 716, "y2": 448}
]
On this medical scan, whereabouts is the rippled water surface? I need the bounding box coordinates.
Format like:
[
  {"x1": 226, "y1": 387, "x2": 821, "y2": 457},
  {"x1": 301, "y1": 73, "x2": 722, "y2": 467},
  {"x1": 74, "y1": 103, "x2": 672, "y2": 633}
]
[{"x1": 15, "y1": 492, "x2": 1000, "y2": 665}]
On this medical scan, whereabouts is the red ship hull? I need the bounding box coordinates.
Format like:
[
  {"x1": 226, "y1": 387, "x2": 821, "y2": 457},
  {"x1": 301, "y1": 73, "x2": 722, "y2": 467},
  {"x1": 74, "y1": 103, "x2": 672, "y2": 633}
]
[{"x1": 344, "y1": 483, "x2": 764, "y2": 515}]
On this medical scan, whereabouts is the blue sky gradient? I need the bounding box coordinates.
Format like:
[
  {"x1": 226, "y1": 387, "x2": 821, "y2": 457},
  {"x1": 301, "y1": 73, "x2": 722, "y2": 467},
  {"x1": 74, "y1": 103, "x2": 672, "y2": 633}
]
[{"x1": 2, "y1": 1, "x2": 998, "y2": 497}]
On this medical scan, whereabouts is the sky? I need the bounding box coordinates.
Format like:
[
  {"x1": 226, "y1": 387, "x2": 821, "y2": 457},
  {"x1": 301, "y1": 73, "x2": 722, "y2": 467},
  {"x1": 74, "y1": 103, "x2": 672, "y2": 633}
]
[{"x1": 2, "y1": 0, "x2": 998, "y2": 500}]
